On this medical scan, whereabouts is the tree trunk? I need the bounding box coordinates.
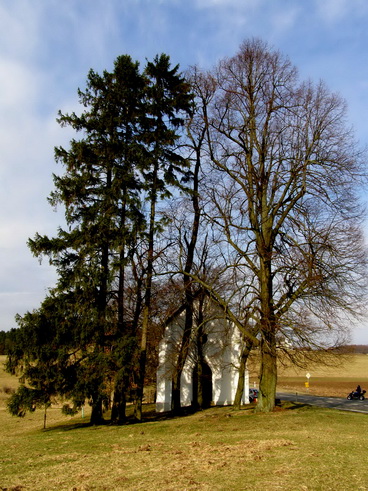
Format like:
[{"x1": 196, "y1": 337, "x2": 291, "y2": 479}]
[
  {"x1": 111, "y1": 234, "x2": 128, "y2": 425},
  {"x1": 255, "y1": 241, "x2": 277, "y2": 413},
  {"x1": 256, "y1": 331, "x2": 277, "y2": 412},
  {"x1": 171, "y1": 371, "x2": 183, "y2": 413},
  {"x1": 233, "y1": 338, "x2": 253, "y2": 410},
  {"x1": 193, "y1": 296, "x2": 206, "y2": 410},
  {"x1": 90, "y1": 397, "x2": 104, "y2": 425},
  {"x1": 171, "y1": 304, "x2": 193, "y2": 413},
  {"x1": 111, "y1": 376, "x2": 127, "y2": 424},
  {"x1": 135, "y1": 347, "x2": 146, "y2": 421},
  {"x1": 135, "y1": 164, "x2": 157, "y2": 422},
  {"x1": 172, "y1": 149, "x2": 202, "y2": 413},
  {"x1": 195, "y1": 361, "x2": 203, "y2": 409}
]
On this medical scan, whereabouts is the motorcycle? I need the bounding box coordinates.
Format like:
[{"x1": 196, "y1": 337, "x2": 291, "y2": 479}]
[{"x1": 347, "y1": 389, "x2": 366, "y2": 401}]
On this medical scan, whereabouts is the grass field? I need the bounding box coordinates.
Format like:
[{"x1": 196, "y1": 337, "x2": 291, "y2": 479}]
[{"x1": 1, "y1": 354, "x2": 368, "y2": 490}]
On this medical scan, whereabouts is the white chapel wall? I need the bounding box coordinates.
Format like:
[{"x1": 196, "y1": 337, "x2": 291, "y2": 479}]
[{"x1": 156, "y1": 313, "x2": 250, "y2": 412}]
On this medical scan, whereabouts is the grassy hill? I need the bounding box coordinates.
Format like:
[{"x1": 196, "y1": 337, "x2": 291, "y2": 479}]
[{"x1": 2, "y1": 354, "x2": 368, "y2": 490}]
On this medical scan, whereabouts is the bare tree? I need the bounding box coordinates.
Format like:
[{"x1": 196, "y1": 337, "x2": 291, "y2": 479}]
[{"x1": 194, "y1": 39, "x2": 368, "y2": 412}]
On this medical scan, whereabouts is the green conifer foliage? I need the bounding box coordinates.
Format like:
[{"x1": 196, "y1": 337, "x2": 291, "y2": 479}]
[
  {"x1": 134, "y1": 54, "x2": 193, "y2": 421},
  {"x1": 7, "y1": 54, "x2": 193, "y2": 424}
]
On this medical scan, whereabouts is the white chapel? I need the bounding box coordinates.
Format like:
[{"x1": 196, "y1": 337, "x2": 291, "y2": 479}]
[{"x1": 156, "y1": 310, "x2": 250, "y2": 412}]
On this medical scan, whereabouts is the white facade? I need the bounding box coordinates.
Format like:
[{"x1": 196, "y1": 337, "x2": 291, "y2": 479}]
[{"x1": 156, "y1": 313, "x2": 250, "y2": 412}]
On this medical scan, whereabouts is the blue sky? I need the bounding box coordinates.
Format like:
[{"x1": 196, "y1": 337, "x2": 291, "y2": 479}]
[{"x1": 1, "y1": 0, "x2": 368, "y2": 343}]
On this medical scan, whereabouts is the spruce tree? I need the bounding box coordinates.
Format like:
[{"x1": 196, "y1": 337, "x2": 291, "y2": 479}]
[
  {"x1": 134, "y1": 54, "x2": 193, "y2": 421},
  {"x1": 7, "y1": 53, "x2": 194, "y2": 424},
  {"x1": 9, "y1": 55, "x2": 148, "y2": 424}
]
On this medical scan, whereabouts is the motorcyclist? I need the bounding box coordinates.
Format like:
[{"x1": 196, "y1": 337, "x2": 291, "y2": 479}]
[{"x1": 347, "y1": 385, "x2": 365, "y2": 400}]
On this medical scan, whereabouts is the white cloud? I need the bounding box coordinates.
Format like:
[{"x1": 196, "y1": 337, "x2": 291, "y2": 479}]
[
  {"x1": 315, "y1": 0, "x2": 368, "y2": 23},
  {"x1": 0, "y1": 2, "x2": 39, "y2": 60},
  {"x1": 270, "y1": 6, "x2": 301, "y2": 33},
  {"x1": 0, "y1": 60, "x2": 37, "y2": 111}
]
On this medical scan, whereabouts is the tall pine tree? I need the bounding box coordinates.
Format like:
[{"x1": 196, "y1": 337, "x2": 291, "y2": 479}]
[
  {"x1": 134, "y1": 54, "x2": 193, "y2": 420},
  {"x1": 7, "y1": 54, "x2": 193, "y2": 424},
  {"x1": 9, "y1": 56, "x2": 148, "y2": 424}
]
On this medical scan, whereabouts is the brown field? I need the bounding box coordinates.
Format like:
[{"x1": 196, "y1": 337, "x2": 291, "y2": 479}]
[
  {"x1": 249, "y1": 351, "x2": 368, "y2": 398},
  {"x1": 0, "y1": 355, "x2": 19, "y2": 408},
  {"x1": 2, "y1": 352, "x2": 368, "y2": 408}
]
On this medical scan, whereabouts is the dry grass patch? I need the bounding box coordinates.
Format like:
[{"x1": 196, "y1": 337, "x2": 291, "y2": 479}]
[
  {"x1": 2, "y1": 403, "x2": 368, "y2": 490},
  {"x1": 2, "y1": 354, "x2": 368, "y2": 489}
]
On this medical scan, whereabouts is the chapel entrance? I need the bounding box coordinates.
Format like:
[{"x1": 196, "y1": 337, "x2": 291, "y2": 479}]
[{"x1": 192, "y1": 362, "x2": 213, "y2": 409}]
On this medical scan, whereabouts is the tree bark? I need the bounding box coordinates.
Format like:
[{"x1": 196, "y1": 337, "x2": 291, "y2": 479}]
[
  {"x1": 233, "y1": 338, "x2": 253, "y2": 410},
  {"x1": 90, "y1": 397, "x2": 104, "y2": 425},
  {"x1": 257, "y1": 330, "x2": 277, "y2": 412},
  {"x1": 256, "y1": 251, "x2": 277, "y2": 412},
  {"x1": 171, "y1": 291, "x2": 195, "y2": 413},
  {"x1": 135, "y1": 162, "x2": 157, "y2": 422},
  {"x1": 172, "y1": 147, "x2": 202, "y2": 413},
  {"x1": 111, "y1": 374, "x2": 126, "y2": 424}
]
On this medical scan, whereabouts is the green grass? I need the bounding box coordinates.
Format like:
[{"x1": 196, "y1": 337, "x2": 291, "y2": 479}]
[
  {"x1": 1, "y1": 402, "x2": 368, "y2": 490},
  {"x1": 2, "y1": 354, "x2": 368, "y2": 490}
]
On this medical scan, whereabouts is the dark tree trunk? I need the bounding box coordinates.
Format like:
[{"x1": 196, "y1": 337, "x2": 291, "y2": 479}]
[
  {"x1": 111, "y1": 237, "x2": 128, "y2": 425},
  {"x1": 171, "y1": 300, "x2": 194, "y2": 413},
  {"x1": 233, "y1": 337, "x2": 253, "y2": 410},
  {"x1": 90, "y1": 397, "x2": 104, "y2": 425},
  {"x1": 172, "y1": 147, "x2": 202, "y2": 413},
  {"x1": 255, "y1": 241, "x2": 278, "y2": 412},
  {"x1": 256, "y1": 301, "x2": 278, "y2": 413},
  {"x1": 257, "y1": 330, "x2": 277, "y2": 412},
  {"x1": 135, "y1": 164, "x2": 157, "y2": 422},
  {"x1": 192, "y1": 295, "x2": 208, "y2": 410},
  {"x1": 111, "y1": 376, "x2": 127, "y2": 424}
]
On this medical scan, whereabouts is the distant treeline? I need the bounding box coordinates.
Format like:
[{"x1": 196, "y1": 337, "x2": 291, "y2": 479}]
[
  {"x1": 346, "y1": 345, "x2": 368, "y2": 354},
  {"x1": 329, "y1": 345, "x2": 368, "y2": 354},
  {"x1": 0, "y1": 330, "x2": 15, "y2": 355},
  {"x1": 1, "y1": 327, "x2": 367, "y2": 356}
]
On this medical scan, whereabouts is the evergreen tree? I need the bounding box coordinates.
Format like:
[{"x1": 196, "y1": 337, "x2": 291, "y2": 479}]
[
  {"x1": 0, "y1": 330, "x2": 6, "y2": 354},
  {"x1": 9, "y1": 55, "x2": 148, "y2": 424},
  {"x1": 6, "y1": 294, "x2": 82, "y2": 427},
  {"x1": 7, "y1": 53, "x2": 194, "y2": 424},
  {"x1": 134, "y1": 54, "x2": 193, "y2": 420}
]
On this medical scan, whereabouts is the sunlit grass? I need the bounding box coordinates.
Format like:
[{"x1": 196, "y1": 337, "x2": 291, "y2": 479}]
[
  {"x1": 2, "y1": 354, "x2": 368, "y2": 489},
  {"x1": 2, "y1": 402, "x2": 368, "y2": 490}
]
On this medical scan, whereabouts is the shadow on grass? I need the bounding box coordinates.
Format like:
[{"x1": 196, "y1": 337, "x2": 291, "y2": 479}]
[
  {"x1": 44, "y1": 400, "x2": 309, "y2": 432},
  {"x1": 278, "y1": 400, "x2": 311, "y2": 410},
  {"x1": 45, "y1": 404, "x2": 204, "y2": 432},
  {"x1": 43, "y1": 420, "x2": 93, "y2": 432}
]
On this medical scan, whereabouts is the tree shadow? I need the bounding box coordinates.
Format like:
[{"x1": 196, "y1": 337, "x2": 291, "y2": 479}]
[
  {"x1": 43, "y1": 401, "x2": 308, "y2": 432},
  {"x1": 43, "y1": 404, "x2": 198, "y2": 432},
  {"x1": 279, "y1": 400, "x2": 310, "y2": 410}
]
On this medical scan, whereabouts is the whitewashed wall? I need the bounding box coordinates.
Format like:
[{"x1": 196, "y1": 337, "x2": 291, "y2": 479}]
[{"x1": 156, "y1": 315, "x2": 250, "y2": 412}]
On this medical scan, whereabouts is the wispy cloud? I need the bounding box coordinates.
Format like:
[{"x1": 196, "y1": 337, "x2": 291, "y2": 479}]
[{"x1": 315, "y1": 0, "x2": 368, "y2": 24}]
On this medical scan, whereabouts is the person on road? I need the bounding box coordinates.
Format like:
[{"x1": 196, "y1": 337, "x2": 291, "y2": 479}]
[{"x1": 355, "y1": 385, "x2": 362, "y2": 396}]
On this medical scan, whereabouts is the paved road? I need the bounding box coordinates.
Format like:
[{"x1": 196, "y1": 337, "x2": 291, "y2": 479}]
[{"x1": 277, "y1": 392, "x2": 368, "y2": 414}]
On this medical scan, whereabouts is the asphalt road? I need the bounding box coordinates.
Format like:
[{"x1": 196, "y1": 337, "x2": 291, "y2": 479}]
[{"x1": 277, "y1": 392, "x2": 368, "y2": 414}]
